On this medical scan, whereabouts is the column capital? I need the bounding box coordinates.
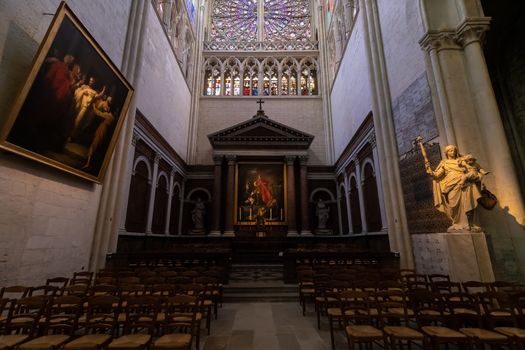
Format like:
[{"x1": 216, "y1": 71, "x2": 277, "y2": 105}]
[
  {"x1": 154, "y1": 153, "x2": 161, "y2": 164},
  {"x1": 285, "y1": 155, "x2": 296, "y2": 164},
  {"x1": 456, "y1": 17, "x2": 490, "y2": 47},
  {"x1": 213, "y1": 155, "x2": 223, "y2": 165},
  {"x1": 225, "y1": 155, "x2": 236, "y2": 165},
  {"x1": 170, "y1": 168, "x2": 177, "y2": 177},
  {"x1": 419, "y1": 30, "x2": 460, "y2": 53},
  {"x1": 298, "y1": 155, "x2": 309, "y2": 165}
]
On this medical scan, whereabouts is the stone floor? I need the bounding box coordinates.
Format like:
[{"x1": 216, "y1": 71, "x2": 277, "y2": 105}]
[{"x1": 199, "y1": 302, "x2": 348, "y2": 350}]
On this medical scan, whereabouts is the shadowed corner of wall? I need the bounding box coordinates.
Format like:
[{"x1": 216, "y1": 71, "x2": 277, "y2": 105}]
[{"x1": 480, "y1": 203, "x2": 525, "y2": 283}]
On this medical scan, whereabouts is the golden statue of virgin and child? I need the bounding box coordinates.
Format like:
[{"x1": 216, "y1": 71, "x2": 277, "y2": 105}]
[{"x1": 416, "y1": 137, "x2": 495, "y2": 233}]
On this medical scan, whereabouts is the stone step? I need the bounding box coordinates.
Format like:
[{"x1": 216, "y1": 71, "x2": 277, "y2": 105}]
[{"x1": 223, "y1": 284, "x2": 298, "y2": 302}]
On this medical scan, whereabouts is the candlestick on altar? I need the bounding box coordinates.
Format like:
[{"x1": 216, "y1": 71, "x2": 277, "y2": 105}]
[
  {"x1": 270, "y1": 208, "x2": 272, "y2": 220},
  {"x1": 280, "y1": 208, "x2": 283, "y2": 221},
  {"x1": 239, "y1": 207, "x2": 242, "y2": 221},
  {"x1": 249, "y1": 207, "x2": 252, "y2": 220}
]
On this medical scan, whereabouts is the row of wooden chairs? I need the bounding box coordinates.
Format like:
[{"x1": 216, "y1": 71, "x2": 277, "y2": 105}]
[
  {"x1": 0, "y1": 292, "x2": 208, "y2": 350},
  {"x1": 325, "y1": 289, "x2": 525, "y2": 350}
]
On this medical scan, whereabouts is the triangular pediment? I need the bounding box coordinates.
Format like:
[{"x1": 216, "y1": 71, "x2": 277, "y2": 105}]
[{"x1": 208, "y1": 113, "x2": 314, "y2": 150}]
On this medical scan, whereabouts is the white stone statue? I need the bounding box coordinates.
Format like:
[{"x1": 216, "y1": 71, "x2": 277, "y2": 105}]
[
  {"x1": 315, "y1": 198, "x2": 330, "y2": 230},
  {"x1": 191, "y1": 197, "x2": 206, "y2": 230},
  {"x1": 417, "y1": 139, "x2": 489, "y2": 232}
]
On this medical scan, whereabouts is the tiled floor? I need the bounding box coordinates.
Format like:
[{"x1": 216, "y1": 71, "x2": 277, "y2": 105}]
[{"x1": 200, "y1": 302, "x2": 348, "y2": 350}]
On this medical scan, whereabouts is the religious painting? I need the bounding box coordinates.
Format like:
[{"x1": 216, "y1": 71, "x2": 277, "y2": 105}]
[
  {"x1": 0, "y1": 2, "x2": 133, "y2": 183},
  {"x1": 235, "y1": 162, "x2": 286, "y2": 225}
]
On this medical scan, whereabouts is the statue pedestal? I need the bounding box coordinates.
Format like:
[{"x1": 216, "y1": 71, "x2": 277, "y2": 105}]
[{"x1": 412, "y1": 232, "x2": 495, "y2": 282}]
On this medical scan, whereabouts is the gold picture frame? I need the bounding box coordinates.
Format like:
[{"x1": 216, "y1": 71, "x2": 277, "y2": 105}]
[
  {"x1": 234, "y1": 162, "x2": 287, "y2": 225},
  {"x1": 0, "y1": 2, "x2": 133, "y2": 183}
]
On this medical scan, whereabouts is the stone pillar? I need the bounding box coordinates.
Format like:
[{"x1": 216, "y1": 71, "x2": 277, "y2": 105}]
[
  {"x1": 354, "y1": 159, "x2": 368, "y2": 233},
  {"x1": 164, "y1": 168, "x2": 176, "y2": 235},
  {"x1": 210, "y1": 155, "x2": 223, "y2": 236},
  {"x1": 370, "y1": 133, "x2": 387, "y2": 231},
  {"x1": 223, "y1": 155, "x2": 236, "y2": 236},
  {"x1": 145, "y1": 153, "x2": 160, "y2": 235},
  {"x1": 336, "y1": 184, "x2": 344, "y2": 235},
  {"x1": 343, "y1": 173, "x2": 354, "y2": 234},
  {"x1": 286, "y1": 156, "x2": 298, "y2": 236},
  {"x1": 177, "y1": 179, "x2": 185, "y2": 235},
  {"x1": 299, "y1": 156, "x2": 312, "y2": 235},
  {"x1": 456, "y1": 19, "x2": 525, "y2": 225}
]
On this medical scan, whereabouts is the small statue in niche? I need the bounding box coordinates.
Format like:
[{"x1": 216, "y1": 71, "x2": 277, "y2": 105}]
[
  {"x1": 416, "y1": 137, "x2": 494, "y2": 233},
  {"x1": 191, "y1": 197, "x2": 206, "y2": 233},
  {"x1": 315, "y1": 198, "x2": 330, "y2": 230}
]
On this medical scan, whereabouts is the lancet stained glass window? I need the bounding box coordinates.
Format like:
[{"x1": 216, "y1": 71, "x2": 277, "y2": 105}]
[{"x1": 210, "y1": 0, "x2": 311, "y2": 43}]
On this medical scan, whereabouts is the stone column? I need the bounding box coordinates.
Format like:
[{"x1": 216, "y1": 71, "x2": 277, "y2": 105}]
[
  {"x1": 336, "y1": 183, "x2": 344, "y2": 235},
  {"x1": 145, "y1": 154, "x2": 160, "y2": 235},
  {"x1": 164, "y1": 168, "x2": 176, "y2": 235},
  {"x1": 210, "y1": 155, "x2": 223, "y2": 236},
  {"x1": 354, "y1": 159, "x2": 368, "y2": 233},
  {"x1": 177, "y1": 179, "x2": 185, "y2": 235},
  {"x1": 456, "y1": 19, "x2": 525, "y2": 225},
  {"x1": 343, "y1": 173, "x2": 354, "y2": 234},
  {"x1": 370, "y1": 132, "x2": 387, "y2": 231},
  {"x1": 223, "y1": 155, "x2": 236, "y2": 236},
  {"x1": 298, "y1": 156, "x2": 312, "y2": 235},
  {"x1": 286, "y1": 156, "x2": 298, "y2": 236}
]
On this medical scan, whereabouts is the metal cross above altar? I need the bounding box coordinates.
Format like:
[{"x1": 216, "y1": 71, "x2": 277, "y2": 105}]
[{"x1": 256, "y1": 98, "x2": 264, "y2": 111}]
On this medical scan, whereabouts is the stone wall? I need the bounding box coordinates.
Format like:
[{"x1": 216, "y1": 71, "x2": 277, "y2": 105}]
[
  {"x1": 0, "y1": 1, "x2": 191, "y2": 285},
  {"x1": 331, "y1": 12, "x2": 373, "y2": 160},
  {"x1": 135, "y1": 8, "x2": 192, "y2": 160},
  {"x1": 0, "y1": 0, "x2": 131, "y2": 285},
  {"x1": 196, "y1": 97, "x2": 326, "y2": 165}
]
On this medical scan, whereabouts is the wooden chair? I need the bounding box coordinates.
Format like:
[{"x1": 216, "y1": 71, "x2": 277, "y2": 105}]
[
  {"x1": 6, "y1": 296, "x2": 48, "y2": 337},
  {"x1": 70, "y1": 272, "x2": 93, "y2": 287},
  {"x1": 8, "y1": 296, "x2": 74, "y2": 350},
  {"x1": 63, "y1": 295, "x2": 119, "y2": 350},
  {"x1": 376, "y1": 291, "x2": 424, "y2": 350},
  {"x1": 155, "y1": 295, "x2": 201, "y2": 350},
  {"x1": 0, "y1": 286, "x2": 30, "y2": 300},
  {"x1": 462, "y1": 281, "x2": 490, "y2": 295},
  {"x1": 341, "y1": 291, "x2": 384, "y2": 350},
  {"x1": 45, "y1": 278, "x2": 69, "y2": 296},
  {"x1": 108, "y1": 296, "x2": 160, "y2": 350},
  {"x1": 327, "y1": 291, "x2": 368, "y2": 350},
  {"x1": 412, "y1": 291, "x2": 470, "y2": 350},
  {"x1": 28, "y1": 286, "x2": 59, "y2": 298}
]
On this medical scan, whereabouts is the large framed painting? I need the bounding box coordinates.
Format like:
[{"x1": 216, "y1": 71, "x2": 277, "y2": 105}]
[
  {"x1": 0, "y1": 2, "x2": 133, "y2": 183},
  {"x1": 235, "y1": 162, "x2": 287, "y2": 225}
]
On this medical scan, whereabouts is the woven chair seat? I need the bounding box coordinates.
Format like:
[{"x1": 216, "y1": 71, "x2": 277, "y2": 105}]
[
  {"x1": 383, "y1": 326, "x2": 424, "y2": 339},
  {"x1": 421, "y1": 326, "x2": 467, "y2": 339},
  {"x1": 63, "y1": 335, "x2": 112, "y2": 350},
  {"x1": 19, "y1": 335, "x2": 70, "y2": 350},
  {"x1": 108, "y1": 335, "x2": 151, "y2": 350},
  {"x1": 153, "y1": 334, "x2": 191, "y2": 349},
  {"x1": 0, "y1": 335, "x2": 29, "y2": 350},
  {"x1": 460, "y1": 328, "x2": 508, "y2": 341},
  {"x1": 495, "y1": 327, "x2": 525, "y2": 339},
  {"x1": 346, "y1": 325, "x2": 383, "y2": 338}
]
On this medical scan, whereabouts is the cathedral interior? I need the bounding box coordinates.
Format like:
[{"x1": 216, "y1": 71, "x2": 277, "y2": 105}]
[{"x1": 0, "y1": 1, "x2": 525, "y2": 349}]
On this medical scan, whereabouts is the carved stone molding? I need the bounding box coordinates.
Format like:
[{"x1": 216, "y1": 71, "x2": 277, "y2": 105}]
[
  {"x1": 154, "y1": 153, "x2": 161, "y2": 164},
  {"x1": 285, "y1": 155, "x2": 297, "y2": 164},
  {"x1": 456, "y1": 17, "x2": 491, "y2": 48},
  {"x1": 419, "y1": 30, "x2": 461, "y2": 53},
  {"x1": 368, "y1": 132, "x2": 377, "y2": 148},
  {"x1": 212, "y1": 155, "x2": 223, "y2": 165},
  {"x1": 298, "y1": 155, "x2": 309, "y2": 165}
]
